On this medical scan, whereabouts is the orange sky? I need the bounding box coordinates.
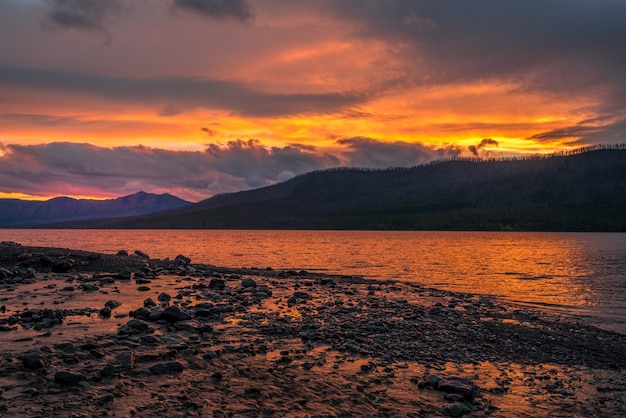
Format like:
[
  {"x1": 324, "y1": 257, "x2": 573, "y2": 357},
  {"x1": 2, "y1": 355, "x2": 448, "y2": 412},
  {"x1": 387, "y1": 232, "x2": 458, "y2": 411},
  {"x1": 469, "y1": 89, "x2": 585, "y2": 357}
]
[{"x1": 1, "y1": 0, "x2": 625, "y2": 201}]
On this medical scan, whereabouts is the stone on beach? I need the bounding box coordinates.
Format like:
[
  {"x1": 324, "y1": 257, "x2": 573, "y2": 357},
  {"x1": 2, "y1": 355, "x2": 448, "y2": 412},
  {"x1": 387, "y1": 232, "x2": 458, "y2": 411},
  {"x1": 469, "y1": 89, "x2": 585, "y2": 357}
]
[
  {"x1": 157, "y1": 292, "x2": 171, "y2": 302},
  {"x1": 22, "y1": 350, "x2": 50, "y2": 370},
  {"x1": 241, "y1": 278, "x2": 257, "y2": 288},
  {"x1": 99, "y1": 306, "x2": 112, "y2": 318},
  {"x1": 160, "y1": 306, "x2": 192, "y2": 322},
  {"x1": 209, "y1": 278, "x2": 226, "y2": 289},
  {"x1": 105, "y1": 300, "x2": 121, "y2": 309},
  {"x1": 55, "y1": 371, "x2": 86, "y2": 385},
  {"x1": 52, "y1": 259, "x2": 74, "y2": 273},
  {"x1": 134, "y1": 250, "x2": 150, "y2": 259},
  {"x1": 437, "y1": 377, "x2": 480, "y2": 401},
  {"x1": 287, "y1": 291, "x2": 313, "y2": 305},
  {"x1": 149, "y1": 361, "x2": 184, "y2": 375},
  {"x1": 173, "y1": 320, "x2": 202, "y2": 331}
]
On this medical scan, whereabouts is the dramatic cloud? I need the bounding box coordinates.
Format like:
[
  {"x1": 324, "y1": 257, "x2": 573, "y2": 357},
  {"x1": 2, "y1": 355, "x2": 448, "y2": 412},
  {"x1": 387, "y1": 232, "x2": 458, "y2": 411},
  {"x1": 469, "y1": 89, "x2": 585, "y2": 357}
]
[
  {"x1": 173, "y1": 0, "x2": 254, "y2": 22},
  {"x1": 468, "y1": 138, "x2": 499, "y2": 157},
  {"x1": 204, "y1": 139, "x2": 340, "y2": 188},
  {"x1": 325, "y1": 0, "x2": 626, "y2": 143},
  {"x1": 338, "y1": 137, "x2": 460, "y2": 168},
  {"x1": 529, "y1": 114, "x2": 626, "y2": 145},
  {"x1": 43, "y1": 0, "x2": 124, "y2": 42},
  {"x1": 0, "y1": 138, "x2": 452, "y2": 200},
  {"x1": 0, "y1": 67, "x2": 365, "y2": 118},
  {"x1": 0, "y1": 141, "x2": 337, "y2": 200}
]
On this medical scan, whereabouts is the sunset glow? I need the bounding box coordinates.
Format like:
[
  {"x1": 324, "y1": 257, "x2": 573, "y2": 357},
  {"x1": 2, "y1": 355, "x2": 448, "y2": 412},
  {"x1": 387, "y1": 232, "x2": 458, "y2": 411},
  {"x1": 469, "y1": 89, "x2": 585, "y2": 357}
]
[{"x1": 1, "y1": 0, "x2": 625, "y2": 201}]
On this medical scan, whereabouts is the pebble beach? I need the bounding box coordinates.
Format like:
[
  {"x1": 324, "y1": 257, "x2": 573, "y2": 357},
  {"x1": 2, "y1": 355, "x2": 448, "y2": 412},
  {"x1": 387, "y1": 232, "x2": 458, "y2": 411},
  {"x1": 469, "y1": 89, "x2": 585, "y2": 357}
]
[{"x1": 0, "y1": 241, "x2": 625, "y2": 417}]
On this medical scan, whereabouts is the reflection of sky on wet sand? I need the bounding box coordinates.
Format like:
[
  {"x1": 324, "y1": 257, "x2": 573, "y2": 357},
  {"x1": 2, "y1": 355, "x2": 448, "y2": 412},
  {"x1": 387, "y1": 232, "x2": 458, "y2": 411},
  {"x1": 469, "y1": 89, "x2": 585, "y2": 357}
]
[
  {"x1": 2, "y1": 230, "x2": 625, "y2": 332},
  {"x1": 0, "y1": 273, "x2": 193, "y2": 354}
]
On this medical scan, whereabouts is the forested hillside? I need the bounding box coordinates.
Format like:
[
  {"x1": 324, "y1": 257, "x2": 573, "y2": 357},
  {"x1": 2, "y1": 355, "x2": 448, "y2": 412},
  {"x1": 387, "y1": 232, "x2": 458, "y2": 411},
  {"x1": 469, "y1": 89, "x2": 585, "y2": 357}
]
[{"x1": 47, "y1": 146, "x2": 626, "y2": 231}]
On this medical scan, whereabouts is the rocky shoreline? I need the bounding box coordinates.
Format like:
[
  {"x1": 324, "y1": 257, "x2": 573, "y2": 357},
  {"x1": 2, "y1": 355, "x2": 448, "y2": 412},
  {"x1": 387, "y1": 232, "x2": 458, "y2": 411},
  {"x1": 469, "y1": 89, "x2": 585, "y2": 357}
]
[{"x1": 0, "y1": 241, "x2": 625, "y2": 417}]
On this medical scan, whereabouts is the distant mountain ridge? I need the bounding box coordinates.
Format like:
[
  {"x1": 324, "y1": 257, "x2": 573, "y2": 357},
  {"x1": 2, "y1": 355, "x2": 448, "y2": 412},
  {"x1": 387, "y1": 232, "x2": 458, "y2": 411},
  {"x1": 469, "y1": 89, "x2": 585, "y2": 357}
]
[
  {"x1": 0, "y1": 191, "x2": 191, "y2": 227},
  {"x1": 27, "y1": 147, "x2": 626, "y2": 231}
]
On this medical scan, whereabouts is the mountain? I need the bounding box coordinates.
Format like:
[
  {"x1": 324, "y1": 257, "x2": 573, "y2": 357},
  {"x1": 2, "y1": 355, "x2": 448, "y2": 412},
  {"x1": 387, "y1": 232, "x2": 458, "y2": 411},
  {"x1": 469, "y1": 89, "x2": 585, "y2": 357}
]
[
  {"x1": 0, "y1": 192, "x2": 191, "y2": 227},
  {"x1": 37, "y1": 147, "x2": 626, "y2": 231}
]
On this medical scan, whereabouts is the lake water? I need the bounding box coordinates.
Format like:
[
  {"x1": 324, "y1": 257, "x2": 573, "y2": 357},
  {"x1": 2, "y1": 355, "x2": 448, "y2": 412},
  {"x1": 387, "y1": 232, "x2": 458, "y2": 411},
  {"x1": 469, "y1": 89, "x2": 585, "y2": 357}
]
[{"x1": 2, "y1": 229, "x2": 625, "y2": 333}]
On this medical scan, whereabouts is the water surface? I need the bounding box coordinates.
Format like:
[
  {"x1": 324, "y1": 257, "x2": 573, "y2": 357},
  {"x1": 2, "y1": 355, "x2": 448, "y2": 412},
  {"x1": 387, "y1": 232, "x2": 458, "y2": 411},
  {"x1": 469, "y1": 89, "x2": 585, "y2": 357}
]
[{"x1": 2, "y1": 229, "x2": 625, "y2": 332}]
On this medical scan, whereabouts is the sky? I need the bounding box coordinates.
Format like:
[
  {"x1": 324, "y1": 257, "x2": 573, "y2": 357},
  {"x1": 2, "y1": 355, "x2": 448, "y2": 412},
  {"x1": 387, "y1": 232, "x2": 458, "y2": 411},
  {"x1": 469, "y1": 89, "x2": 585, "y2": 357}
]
[{"x1": 1, "y1": 0, "x2": 625, "y2": 201}]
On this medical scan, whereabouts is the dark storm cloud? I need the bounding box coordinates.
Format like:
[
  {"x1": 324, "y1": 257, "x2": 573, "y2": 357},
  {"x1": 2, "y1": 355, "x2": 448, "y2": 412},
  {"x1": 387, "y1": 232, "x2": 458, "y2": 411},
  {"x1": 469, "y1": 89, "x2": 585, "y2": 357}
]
[
  {"x1": 204, "y1": 139, "x2": 340, "y2": 188},
  {"x1": 0, "y1": 138, "x2": 453, "y2": 200},
  {"x1": 326, "y1": 0, "x2": 626, "y2": 143},
  {"x1": 468, "y1": 138, "x2": 499, "y2": 157},
  {"x1": 529, "y1": 126, "x2": 602, "y2": 142},
  {"x1": 173, "y1": 0, "x2": 254, "y2": 22},
  {"x1": 337, "y1": 137, "x2": 459, "y2": 169},
  {"x1": 0, "y1": 66, "x2": 365, "y2": 118},
  {"x1": 0, "y1": 141, "x2": 340, "y2": 200},
  {"x1": 43, "y1": 0, "x2": 124, "y2": 41},
  {"x1": 328, "y1": 0, "x2": 626, "y2": 82}
]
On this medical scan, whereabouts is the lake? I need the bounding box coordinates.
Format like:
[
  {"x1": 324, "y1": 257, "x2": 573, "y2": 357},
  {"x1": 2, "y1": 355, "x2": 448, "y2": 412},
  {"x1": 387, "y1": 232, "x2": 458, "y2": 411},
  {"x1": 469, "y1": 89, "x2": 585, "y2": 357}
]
[{"x1": 2, "y1": 229, "x2": 625, "y2": 333}]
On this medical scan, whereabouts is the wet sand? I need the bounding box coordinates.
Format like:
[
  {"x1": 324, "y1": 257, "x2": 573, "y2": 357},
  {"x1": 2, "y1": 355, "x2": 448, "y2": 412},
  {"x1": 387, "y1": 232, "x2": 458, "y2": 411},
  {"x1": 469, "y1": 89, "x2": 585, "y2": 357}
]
[{"x1": 0, "y1": 241, "x2": 625, "y2": 417}]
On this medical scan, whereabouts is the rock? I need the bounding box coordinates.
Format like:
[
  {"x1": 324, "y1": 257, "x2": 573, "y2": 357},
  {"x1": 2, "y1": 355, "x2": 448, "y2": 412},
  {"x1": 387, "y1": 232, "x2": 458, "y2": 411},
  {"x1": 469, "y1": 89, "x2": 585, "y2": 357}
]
[
  {"x1": 140, "y1": 335, "x2": 161, "y2": 346},
  {"x1": 17, "y1": 252, "x2": 33, "y2": 261},
  {"x1": 39, "y1": 255, "x2": 53, "y2": 266},
  {"x1": 126, "y1": 319, "x2": 151, "y2": 331},
  {"x1": 99, "y1": 306, "x2": 112, "y2": 318},
  {"x1": 144, "y1": 298, "x2": 157, "y2": 308},
  {"x1": 115, "y1": 351, "x2": 136, "y2": 368},
  {"x1": 241, "y1": 278, "x2": 257, "y2": 288},
  {"x1": 22, "y1": 350, "x2": 50, "y2": 369},
  {"x1": 257, "y1": 286, "x2": 272, "y2": 297},
  {"x1": 158, "y1": 292, "x2": 171, "y2": 302},
  {"x1": 87, "y1": 253, "x2": 101, "y2": 261},
  {"x1": 160, "y1": 306, "x2": 191, "y2": 322},
  {"x1": 445, "y1": 393, "x2": 466, "y2": 402},
  {"x1": 96, "y1": 393, "x2": 115, "y2": 406},
  {"x1": 173, "y1": 320, "x2": 201, "y2": 332},
  {"x1": 101, "y1": 363, "x2": 116, "y2": 377},
  {"x1": 175, "y1": 254, "x2": 191, "y2": 265},
  {"x1": 134, "y1": 250, "x2": 150, "y2": 259},
  {"x1": 288, "y1": 291, "x2": 313, "y2": 305},
  {"x1": 419, "y1": 374, "x2": 443, "y2": 389},
  {"x1": 194, "y1": 308, "x2": 221, "y2": 320},
  {"x1": 0, "y1": 325, "x2": 13, "y2": 332},
  {"x1": 80, "y1": 284, "x2": 99, "y2": 291},
  {"x1": 137, "y1": 286, "x2": 151, "y2": 291},
  {"x1": 148, "y1": 308, "x2": 163, "y2": 321},
  {"x1": 149, "y1": 361, "x2": 184, "y2": 375},
  {"x1": 52, "y1": 259, "x2": 75, "y2": 273},
  {"x1": 437, "y1": 377, "x2": 480, "y2": 401},
  {"x1": 117, "y1": 270, "x2": 132, "y2": 280},
  {"x1": 117, "y1": 250, "x2": 129, "y2": 256},
  {"x1": 444, "y1": 402, "x2": 471, "y2": 417},
  {"x1": 105, "y1": 300, "x2": 121, "y2": 309},
  {"x1": 244, "y1": 387, "x2": 262, "y2": 398},
  {"x1": 208, "y1": 278, "x2": 226, "y2": 290},
  {"x1": 55, "y1": 371, "x2": 86, "y2": 385},
  {"x1": 120, "y1": 318, "x2": 152, "y2": 335},
  {"x1": 131, "y1": 307, "x2": 151, "y2": 319}
]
